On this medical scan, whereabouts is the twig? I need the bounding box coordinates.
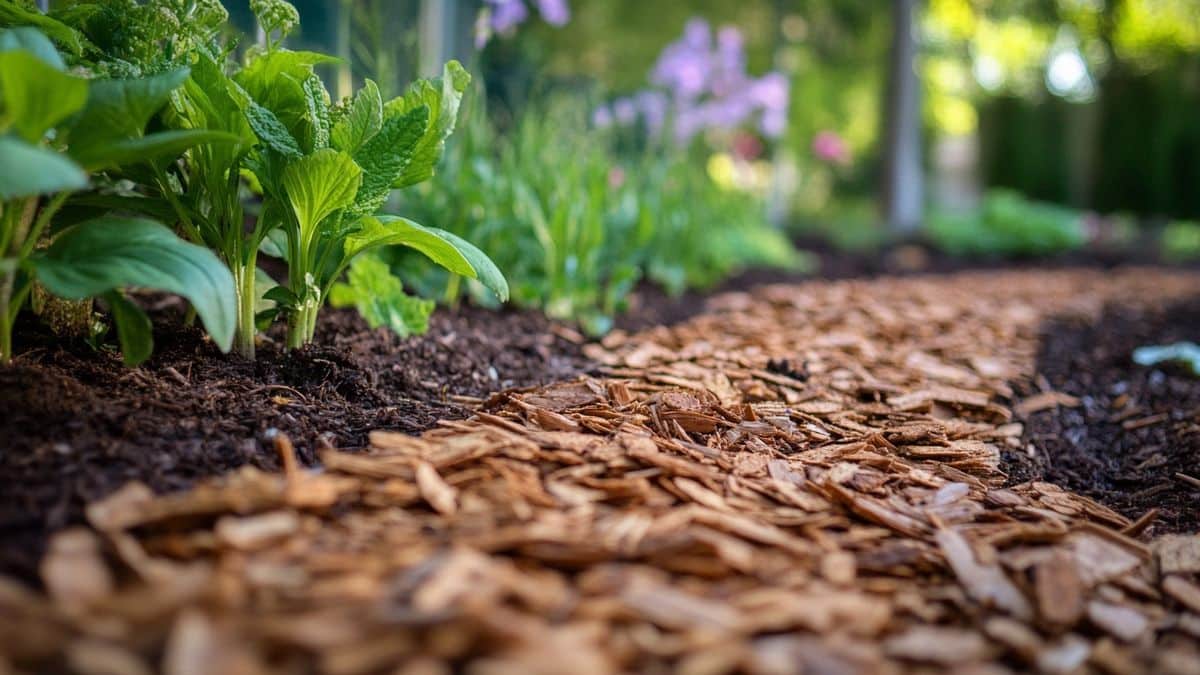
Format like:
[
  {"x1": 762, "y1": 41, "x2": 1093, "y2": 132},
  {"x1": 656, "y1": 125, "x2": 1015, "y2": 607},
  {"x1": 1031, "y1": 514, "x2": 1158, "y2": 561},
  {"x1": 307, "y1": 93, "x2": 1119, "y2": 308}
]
[{"x1": 1174, "y1": 472, "x2": 1200, "y2": 490}]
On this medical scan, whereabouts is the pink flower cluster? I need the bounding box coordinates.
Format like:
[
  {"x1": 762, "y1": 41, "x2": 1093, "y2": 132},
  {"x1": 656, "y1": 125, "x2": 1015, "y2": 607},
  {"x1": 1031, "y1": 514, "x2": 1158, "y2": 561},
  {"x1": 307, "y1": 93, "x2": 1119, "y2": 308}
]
[
  {"x1": 811, "y1": 130, "x2": 850, "y2": 165},
  {"x1": 595, "y1": 18, "x2": 790, "y2": 144}
]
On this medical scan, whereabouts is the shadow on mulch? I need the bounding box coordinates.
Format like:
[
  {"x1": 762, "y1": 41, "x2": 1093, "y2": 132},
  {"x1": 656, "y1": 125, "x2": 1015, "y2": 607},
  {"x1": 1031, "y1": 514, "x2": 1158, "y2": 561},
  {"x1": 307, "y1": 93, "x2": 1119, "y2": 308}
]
[
  {"x1": 0, "y1": 303, "x2": 592, "y2": 582},
  {"x1": 1004, "y1": 295, "x2": 1200, "y2": 535}
]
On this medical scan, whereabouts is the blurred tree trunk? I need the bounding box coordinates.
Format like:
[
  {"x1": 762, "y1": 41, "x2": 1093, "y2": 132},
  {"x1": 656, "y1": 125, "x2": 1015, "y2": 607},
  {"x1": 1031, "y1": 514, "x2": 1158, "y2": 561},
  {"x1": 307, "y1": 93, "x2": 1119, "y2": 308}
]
[
  {"x1": 419, "y1": 0, "x2": 474, "y2": 77},
  {"x1": 881, "y1": 0, "x2": 923, "y2": 233}
]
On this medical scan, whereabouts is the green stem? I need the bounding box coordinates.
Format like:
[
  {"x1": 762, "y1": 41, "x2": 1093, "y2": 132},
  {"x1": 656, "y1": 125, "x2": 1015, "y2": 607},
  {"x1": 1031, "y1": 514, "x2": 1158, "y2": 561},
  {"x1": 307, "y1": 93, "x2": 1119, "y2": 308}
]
[
  {"x1": 0, "y1": 267, "x2": 13, "y2": 364},
  {"x1": 17, "y1": 192, "x2": 69, "y2": 261},
  {"x1": 285, "y1": 304, "x2": 307, "y2": 349},
  {"x1": 232, "y1": 255, "x2": 258, "y2": 359},
  {"x1": 443, "y1": 273, "x2": 461, "y2": 308}
]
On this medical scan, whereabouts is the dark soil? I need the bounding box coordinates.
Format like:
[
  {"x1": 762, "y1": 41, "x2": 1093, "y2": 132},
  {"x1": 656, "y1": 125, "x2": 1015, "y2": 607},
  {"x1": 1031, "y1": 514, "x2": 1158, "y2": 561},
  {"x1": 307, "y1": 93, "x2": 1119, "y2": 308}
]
[
  {"x1": 0, "y1": 303, "x2": 590, "y2": 581},
  {"x1": 1006, "y1": 297, "x2": 1200, "y2": 534}
]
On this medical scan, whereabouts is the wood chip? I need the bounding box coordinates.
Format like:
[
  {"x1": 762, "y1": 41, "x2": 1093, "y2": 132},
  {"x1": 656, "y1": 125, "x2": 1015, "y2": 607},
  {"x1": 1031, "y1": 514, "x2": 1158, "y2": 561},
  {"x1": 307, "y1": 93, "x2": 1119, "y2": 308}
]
[{"x1": 1014, "y1": 391, "x2": 1081, "y2": 417}]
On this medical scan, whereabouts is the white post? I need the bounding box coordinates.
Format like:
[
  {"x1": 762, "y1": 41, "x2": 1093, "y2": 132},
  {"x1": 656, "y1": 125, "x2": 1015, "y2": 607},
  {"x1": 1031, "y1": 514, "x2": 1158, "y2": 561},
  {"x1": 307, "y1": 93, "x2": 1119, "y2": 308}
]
[
  {"x1": 881, "y1": 0, "x2": 924, "y2": 233},
  {"x1": 419, "y1": 0, "x2": 461, "y2": 77}
]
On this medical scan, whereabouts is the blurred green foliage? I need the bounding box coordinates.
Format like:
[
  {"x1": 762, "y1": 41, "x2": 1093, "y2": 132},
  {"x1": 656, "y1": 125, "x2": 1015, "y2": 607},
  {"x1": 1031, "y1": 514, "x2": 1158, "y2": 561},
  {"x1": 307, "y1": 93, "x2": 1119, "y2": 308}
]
[
  {"x1": 1161, "y1": 220, "x2": 1200, "y2": 262},
  {"x1": 927, "y1": 189, "x2": 1087, "y2": 257},
  {"x1": 390, "y1": 91, "x2": 806, "y2": 335}
]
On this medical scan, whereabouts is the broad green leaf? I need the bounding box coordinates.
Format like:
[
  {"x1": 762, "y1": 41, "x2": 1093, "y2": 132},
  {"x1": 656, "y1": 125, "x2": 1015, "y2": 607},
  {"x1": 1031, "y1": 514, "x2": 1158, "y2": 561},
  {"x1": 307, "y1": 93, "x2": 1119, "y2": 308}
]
[
  {"x1": 0, "y1": 135, "x2": 86, "y2": 199},
  {"x1": 0, "y1": 5, "x2": 86, "y2": 56},
  {"x1": 345, "y1": 215, "x2": 474, "y2": 278},
  {"x1": 280, "y1": 148, "x2": 362, "y2": 240},
  {"x1": 385, "y1": 60, "x2": 470, "y2": 189},
  {"x1": 0, "y1": 26, "x2": 66, "y2": 68},
  {"x1": 235, "y1": 49, "x2": 338, "y2": 101},
  {"x1": 331, "y1": 78, "x2": 382, "y2": 155},
  {"x1": 72, "y1": 129, "x2": 241, "y2": 170},
  {"x1": 0, "y1": 50, "x2": 87, "y2": 142},
  {"x1": 423, "y1": 226, "x2": 508, "y2": 302},
  {"x1": 34, "y1": 216, "x2": 236, "y2": 352},
  {"x1": 349, "y1": 104, "x2": 427, "y2": 218},
  {"x1": 104, "y1": 290, "x2": 153, "y2": 366},
  {"x1": 329, "y1": 254, "x2": 433, "y2": 338},
  {"x1": 70, "y1": 68, "x2": 190, "y2": 141}
]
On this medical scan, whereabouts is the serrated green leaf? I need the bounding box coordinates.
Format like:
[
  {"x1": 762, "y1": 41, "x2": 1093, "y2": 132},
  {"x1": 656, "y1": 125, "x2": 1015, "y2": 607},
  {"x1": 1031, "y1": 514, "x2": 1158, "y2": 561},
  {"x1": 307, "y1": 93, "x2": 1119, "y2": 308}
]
[
  {"x1": 385, "y1": 60, "x2": 470, "y2": 189},
  {"x1": 329, "y1": 254, "x2": 433, "y2": 337},
  {"x1": 331, "y1": 78, "x2": 382, "y2": 155},
  {"x1": 241, "y1": 94, "x2": 303, "y2": 158},
  {"x1": 0, "y1": 26, "x2": 66, "y2": 69},
  {"x1": 0, "y1": 5, "x2": 86, "y2": 56},
  {"x1": 0, "y1": 50, "x2": 87, "y2": 142},
  {"x1": 280, "y1": 148, "x2": 362, "y2": 243},
  {"x1": 236, "y1": 49, "x2": 336, "y2": 144},
  {"x1": 349, "y1": 104, "x2": 427, "y2": 218},
  {"x1": 0, "y1": 135, "x2": 87, "y2": 199},
  {"x1": 72, "y1": 129, "x2": 241, "y2": 170},
  {"x1": 34, "y1": 216, "x2": 236, "y2": 352},
  {"x1": 70, "y1": 68, "x2": 190, "y2": 141},
  {"x1": 301, "y1": 72, "x2": 330, "y2": 151},
  {"x1": 104, "y1": 290, "x2": 153, "y2": 366}
]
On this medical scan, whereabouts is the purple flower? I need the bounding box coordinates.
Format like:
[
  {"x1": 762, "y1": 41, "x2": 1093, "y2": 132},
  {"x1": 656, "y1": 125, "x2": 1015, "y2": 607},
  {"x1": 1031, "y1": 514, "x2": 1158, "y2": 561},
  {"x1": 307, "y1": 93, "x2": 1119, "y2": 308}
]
[
  {"x1": 635, "y1": 90, "x2": 668, "y2": 134},
  {"x1": 761, "y1": 109, "x2": 788, "y2": 139},
  {"x1": 651, "y1": 46, "x2": 711, "y2": 101},
  {"x1": 751, "y1": 72, "x2": 789, "y2": 112},
  {"x1": 592, "y1": 105, "x2": 613, "y2": 129},
  {"x1": 474, "y1": 10, "x2": 493, "y2": 49},
  {"x1": 673, "y1": 105, "x2": 704, "y2": 144},
  {"x1": 534, "y1": 0, "x2": 569, "y2": 26},
  {"x1": 716, "y1": 26, "x2": 744, "y2": 72},
  {"x1": 612, "y1": 97, "x2": 637, "y2": 125},
  {"x1": 487, "y1": 0, "x2": 528, "y2": 35},
  {"x1": 683, "y1": 18, "x2": 711, "y2": 49}
]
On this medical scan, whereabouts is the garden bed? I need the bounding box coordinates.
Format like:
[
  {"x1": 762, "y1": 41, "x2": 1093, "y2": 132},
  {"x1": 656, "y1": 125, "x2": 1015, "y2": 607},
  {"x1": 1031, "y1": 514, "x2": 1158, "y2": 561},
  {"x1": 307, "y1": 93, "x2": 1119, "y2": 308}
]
[
  {"x1": 2, "y1": 266, "x2": 1199, "y2": 674},
  {"x1": 0, "y1": 303, "x2": 589, "y2": 581}
]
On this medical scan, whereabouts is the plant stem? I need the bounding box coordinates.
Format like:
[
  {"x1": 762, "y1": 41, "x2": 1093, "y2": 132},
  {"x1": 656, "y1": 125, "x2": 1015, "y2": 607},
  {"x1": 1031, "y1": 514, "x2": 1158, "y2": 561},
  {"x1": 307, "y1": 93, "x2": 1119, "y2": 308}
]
[
  {"x1": 443, "y1": 273, "x2": 461, "y2": 308},
  {"x1": 285, "y1": 301, "x2": 317, "y2": 350},
  {"x1": 0, "y1": 267, "x2": 13, "y2": 364},
  {"x1": 232, "y1": 255, "x2": 258, "y2": 359}
]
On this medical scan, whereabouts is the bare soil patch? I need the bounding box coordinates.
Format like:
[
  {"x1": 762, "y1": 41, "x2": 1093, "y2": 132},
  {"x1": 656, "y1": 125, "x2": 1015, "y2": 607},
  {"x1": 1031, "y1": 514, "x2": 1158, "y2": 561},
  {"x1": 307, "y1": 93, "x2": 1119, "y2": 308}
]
[{"x1": 1009, "y1": 296, "x2": 1200, "y2": 532}]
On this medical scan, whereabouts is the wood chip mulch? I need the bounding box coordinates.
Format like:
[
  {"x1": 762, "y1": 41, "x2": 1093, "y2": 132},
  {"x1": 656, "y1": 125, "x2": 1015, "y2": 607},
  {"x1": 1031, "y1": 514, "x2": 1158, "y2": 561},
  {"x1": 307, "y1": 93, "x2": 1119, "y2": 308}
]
[{"x1": 4, "y1": 269, "x2": 1200, "y2": 675}]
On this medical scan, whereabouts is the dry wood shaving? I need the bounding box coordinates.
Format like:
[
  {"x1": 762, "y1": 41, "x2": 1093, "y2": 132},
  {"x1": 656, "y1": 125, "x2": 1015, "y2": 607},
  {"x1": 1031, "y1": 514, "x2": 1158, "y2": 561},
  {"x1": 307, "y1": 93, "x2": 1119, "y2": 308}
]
[{"x1": 3, "y1": 269, "x2": 1200, "y2": 674}]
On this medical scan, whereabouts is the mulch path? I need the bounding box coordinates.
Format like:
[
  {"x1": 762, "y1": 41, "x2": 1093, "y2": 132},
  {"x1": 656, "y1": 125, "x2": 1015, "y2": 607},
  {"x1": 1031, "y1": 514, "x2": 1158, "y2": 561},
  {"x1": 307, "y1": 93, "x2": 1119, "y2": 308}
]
[
  {"x1": 3, "y1": 268, "x2": 1200, "y2": 674},
  {"x1": 0, "y1": 305, "x2": 589, "y2": 582}
]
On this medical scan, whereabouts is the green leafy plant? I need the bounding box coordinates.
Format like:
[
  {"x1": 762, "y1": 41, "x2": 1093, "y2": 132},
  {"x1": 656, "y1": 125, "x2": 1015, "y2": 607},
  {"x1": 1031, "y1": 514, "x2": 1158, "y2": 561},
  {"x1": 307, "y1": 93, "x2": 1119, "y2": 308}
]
[
  {"x1": 928, "y1": 189, "x2": 1088, "y2": 258},
  {"x1": 1161, "y1": 220, "x2": 1200, "y2": 262},
  {"x1": 141, "y1": 1, "x2": 504, "y2": 356},
  {"x1": 0, "y1": 25, "x2": 235, "y2": 364},
  {"x1": 393, "y1": 93, "x2": 803, "y2": 334},
  {"x1": 329, "y1": 253, "x2": 434, "y2": 338}
]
